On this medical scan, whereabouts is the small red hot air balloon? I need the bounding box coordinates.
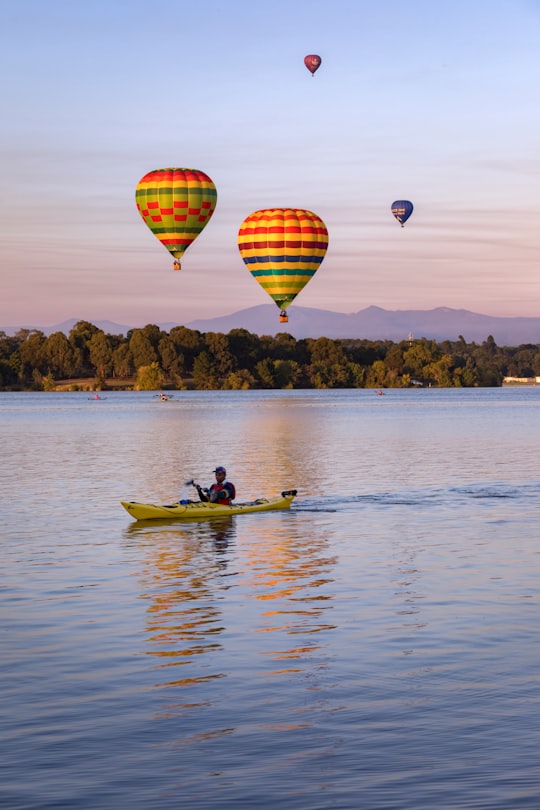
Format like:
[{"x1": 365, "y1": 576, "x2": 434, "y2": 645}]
[{"x1": 304, "y1": 54, "x2": 322, "y2": 76}]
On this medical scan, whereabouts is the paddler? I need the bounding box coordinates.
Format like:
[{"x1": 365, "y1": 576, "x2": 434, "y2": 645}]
[{"x1": 196, "y1": 466, "x2": 236, "y2": 505}]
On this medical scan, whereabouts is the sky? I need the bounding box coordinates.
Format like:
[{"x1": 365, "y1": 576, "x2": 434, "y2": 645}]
[{"x1": 2, "y1": 0, "x2": 540, "y2": 328}]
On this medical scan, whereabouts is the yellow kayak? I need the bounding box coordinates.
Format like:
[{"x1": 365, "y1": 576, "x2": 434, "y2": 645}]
[{"x1": 121, "y1": 489, "x2": 297, "y2": 521}]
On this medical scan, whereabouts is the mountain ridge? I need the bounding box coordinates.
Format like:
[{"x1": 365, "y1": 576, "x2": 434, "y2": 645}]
[{"x1": 3, "y1": 306, "x2": 540, "y2": 345}]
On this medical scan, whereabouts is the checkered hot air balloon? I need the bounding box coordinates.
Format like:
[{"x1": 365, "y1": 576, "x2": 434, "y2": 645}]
[
  {"x1": 238, "y1": 208, "x2": 329, "y2": 323},
  {"x1": 135, "y1": 168, "x2": 217, "y2": 270}
]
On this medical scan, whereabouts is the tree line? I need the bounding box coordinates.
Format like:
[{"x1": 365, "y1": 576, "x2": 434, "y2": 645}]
[{"x1": 1, "y1": 320, "x2": 539, "y2": 391}]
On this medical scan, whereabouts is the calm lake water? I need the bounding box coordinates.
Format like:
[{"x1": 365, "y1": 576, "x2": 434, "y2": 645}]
[{"x1": 2, "y1": 388, "x2": 540, "y2": 809}]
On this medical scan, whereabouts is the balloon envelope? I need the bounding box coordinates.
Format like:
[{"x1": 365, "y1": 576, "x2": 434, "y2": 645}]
[
  {"x1": 238, "y1": 208, "x2": 329, "y2": 315},
  {"x1": 135, "y1": 168, "x2": 217, "y2": 268},
  {"x1": 391, "y1": 200, "x2": 414, "y2": 226},
  {"x1": 304, "y1": 54, "x2": 322, "y2": 75}
]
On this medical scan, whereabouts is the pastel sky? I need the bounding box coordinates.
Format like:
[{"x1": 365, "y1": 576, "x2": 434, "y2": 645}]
[{"x1": 2, "y1": 0, "x2": 540, "y2": 327}]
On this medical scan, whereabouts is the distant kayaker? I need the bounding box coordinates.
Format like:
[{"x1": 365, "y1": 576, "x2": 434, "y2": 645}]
[{"x1": 196, "y1": 466, "x2": 236, "y2": 505}]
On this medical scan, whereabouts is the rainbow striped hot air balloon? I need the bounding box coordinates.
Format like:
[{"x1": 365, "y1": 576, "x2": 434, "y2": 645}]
[
  {"x1": 238, "y1": 208, "x2": 329, "y2": 323},
  {"x1": 135, "y1": 168, "x2": 217, "y2": 270}
]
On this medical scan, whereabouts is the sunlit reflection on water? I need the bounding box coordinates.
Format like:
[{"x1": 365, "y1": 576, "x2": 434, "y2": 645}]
[
  {"x1": 130, "y1": 518, "x2": 237, "y2": 688},
  {"x1": 240, "y1": 525, "x2": 338, "y2": 680}
]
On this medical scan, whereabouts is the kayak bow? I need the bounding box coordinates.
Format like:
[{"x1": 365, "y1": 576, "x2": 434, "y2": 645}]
[{"x1": 121, "y1": 489, "x2": 297, "y2": 521}]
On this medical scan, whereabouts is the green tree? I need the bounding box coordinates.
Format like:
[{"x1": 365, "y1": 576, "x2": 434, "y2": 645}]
[
  {"x1": 168, "y1": 326, "x2": 202, "y2": 373},
  {"x1": 424, "y1": 354, "x2": 454, "y2": 387},
  {"x1": 457, "y1": 365, "x2": 479, "y2": 386},
  {"x1": 384, "y1": 342, "x2": 406, "y2": 375},
  {"x1": 255, "y1": 358, "x2": 277, "y2": 388},
  {"x1": 482, "y1": 335, "x2": 498, "y2": 357},
  {"x1": 0, "y1": 331, "x2": 19, "y2": 361},
  {"x1": 135, "y1": 362, "x2": 165, "y2": 390},
  {"x1": 306, "y1": 337, "x2": 351, "y2": 388},
  {"x1": 88, "y1": 331, "x2": 113, "y2": 385},
  {"x1": 273, "y1": 359, "x2": 301, "y2": 388},
  {"x1": 138, "y1": 324, "x2": 164, "y2": 350},
  {"x1": 16, "y1": 329, "x2": 47, "y2": 385},
  {"x1": 112, "y1": 343, "x2": 134, "y2": 378},
  {"x1": 42, "y1": 373, "x2": 56, "y2": 391},
  {"x1": 204, "y1": 332, "x2": 236, "y2": 380},
  {"x1": 365, "y1": 359, "x2": 388, "y2": 388},
  {"x1": 226, "y1": 328, "x2": 262, "y2": 372},
  {"x1": 88, "y1": 331, "x2": 112, "y2": 376},
  {"x1": 272, "y1": 332, "x2": 303, "y2": 362},
  {"x1": 472, "y1": 337, "x2": 504, "y2": 386},
  {"x1": 403, "y1": 340, "x2": 437, "y2": 379},
  {"x1": 0, "y1": 359, "x2": 18, "y2": 388},
  {"x1": 158, "y1": 335, "x2": 183, "y2": 377},
  {"x1": 511, "y1": 345, "x2": 537, "y2": 377},
  {"x1": 344, "y1": 338, "x2": 388, "y2": 367},
  {"x1": 129, "y1": 329, "x2": 158, "y2": 369},
  {"x1": 69, "y1": 321, "x2": 100, "y2": 376},
  {"x1": 43, "y1": 331, "x2": 75, "y2": 378},
  {"x1": 224, "y1": 369, "x2": 256, "y2": 389},
  {"x1": 192, "y1": 351, "x2": 219, "y2": 389},
  {"x1": 344, "y1": 362, "x2": 366, "y2": 388},
  {"x1": 475, "y1": 364, "x2": 503, "y2": 387}
]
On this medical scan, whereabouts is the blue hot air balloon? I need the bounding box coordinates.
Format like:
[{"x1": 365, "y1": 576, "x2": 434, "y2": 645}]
[{"x1": 391, "y1": 200, "x2": 414, "y2": 227}]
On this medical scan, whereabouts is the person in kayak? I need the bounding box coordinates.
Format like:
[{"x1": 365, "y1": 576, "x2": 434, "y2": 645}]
[{"x1": 196, "y1": 466, "x2": 236, "y2": 504}]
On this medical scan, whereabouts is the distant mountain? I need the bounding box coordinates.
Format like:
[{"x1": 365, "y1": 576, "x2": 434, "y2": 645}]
[
  {"x1": 185, "y1": 305, "x2": 540, "y2": 345},
  {"x1": 0, "y1": 318, "x2": 132, "y2": 337},
  {"x1": 3, "y1": 306, "x2": 540, "y2": 345}
]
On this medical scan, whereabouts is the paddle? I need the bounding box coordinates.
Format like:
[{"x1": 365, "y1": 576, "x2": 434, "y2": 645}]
[{"x1": 184, "y1": 479, "x2": 209, "y2": 502}]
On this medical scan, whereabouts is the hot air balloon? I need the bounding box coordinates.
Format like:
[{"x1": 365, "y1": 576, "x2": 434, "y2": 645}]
[
  {"x1": 238, "y1": 208, "x2": 328, "y2": 323},
  {"x1": 304, "y1": 54, "x2": 322, "y2": 76},
  {"x1": 135, "y1": 168, "x2": 217, "y2": 270},
  {"x1": 391, "y1": 200, "x2": 414, "y2": 227}
]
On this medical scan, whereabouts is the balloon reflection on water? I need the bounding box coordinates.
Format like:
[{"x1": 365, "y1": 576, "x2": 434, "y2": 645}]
[
  {"x1": 126, "y1": 509, "x2": 339, "y2": 684},
  {"x1": 126, "y1": 517, "x2": 235, "y2": 689},
  {"x1": 244, "y1": 522, "x2": 338, "y2": 675}
]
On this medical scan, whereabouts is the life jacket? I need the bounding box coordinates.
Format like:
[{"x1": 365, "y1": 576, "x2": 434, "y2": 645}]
[{"x1": 208, "y1": 481, "x2": 236, "y2": 505}]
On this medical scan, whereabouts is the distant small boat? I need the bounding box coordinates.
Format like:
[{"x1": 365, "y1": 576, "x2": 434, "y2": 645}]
[{"x1": 89, "y1": 394, "x2": 106, "y2": 400}]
